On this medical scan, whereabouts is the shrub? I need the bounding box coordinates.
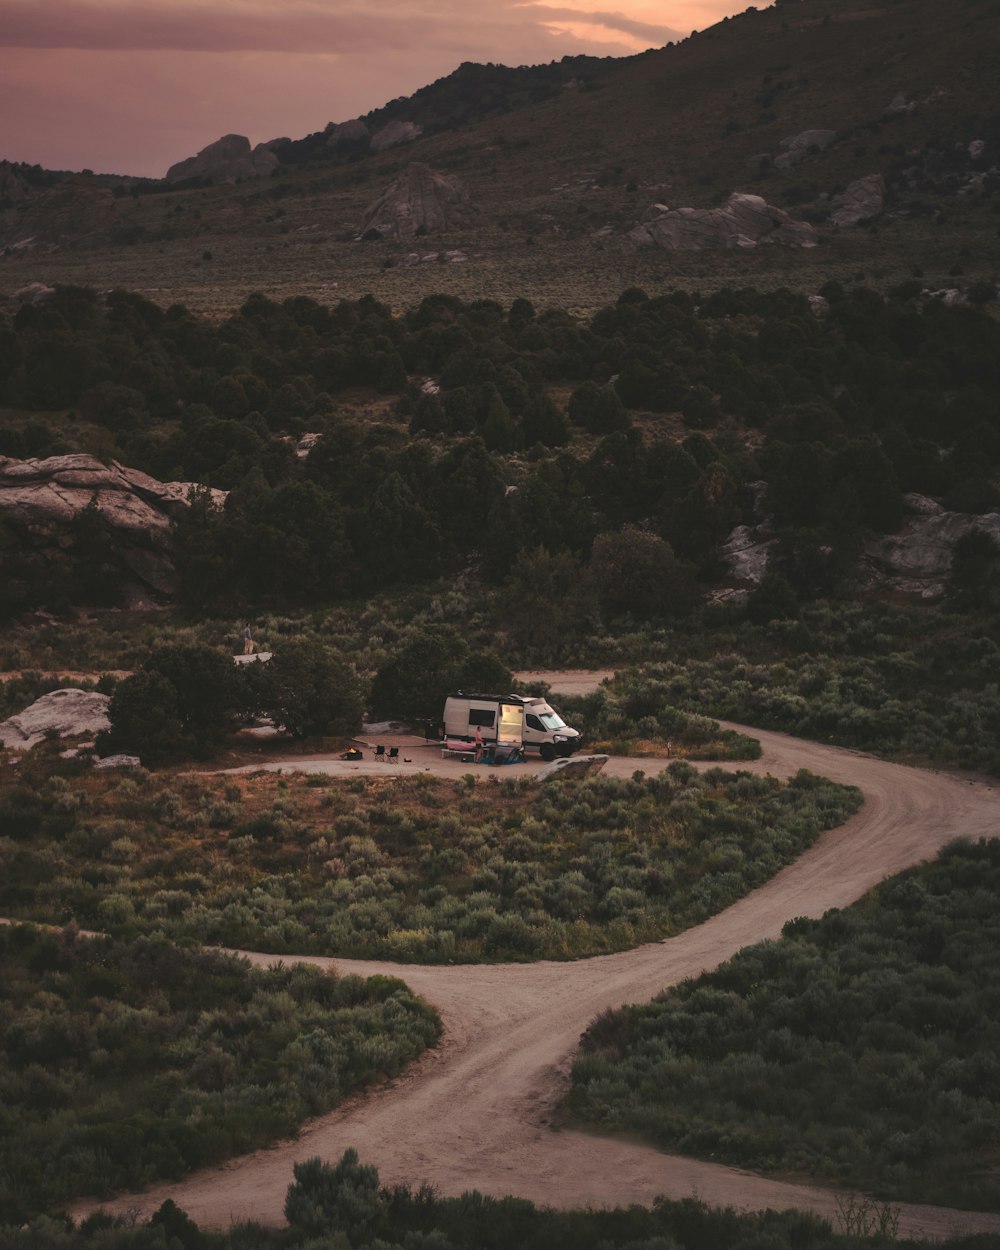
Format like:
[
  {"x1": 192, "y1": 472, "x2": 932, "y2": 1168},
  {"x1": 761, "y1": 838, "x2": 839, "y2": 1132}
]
[{"x1": 98, "y1": 644, "x2": 248, "y2": 763}]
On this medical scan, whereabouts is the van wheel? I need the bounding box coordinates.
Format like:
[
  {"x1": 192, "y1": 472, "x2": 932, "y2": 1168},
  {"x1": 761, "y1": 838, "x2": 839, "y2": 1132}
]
[{"x1": 539, "y1": 744, "x2": 556, "y2": 762}]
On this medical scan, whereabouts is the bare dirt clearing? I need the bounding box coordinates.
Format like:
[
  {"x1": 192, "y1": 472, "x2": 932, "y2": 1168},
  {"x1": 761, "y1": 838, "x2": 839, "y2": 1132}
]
[{"x1": 70, "y1": 675, "x2": 1000, "y2": 1240}]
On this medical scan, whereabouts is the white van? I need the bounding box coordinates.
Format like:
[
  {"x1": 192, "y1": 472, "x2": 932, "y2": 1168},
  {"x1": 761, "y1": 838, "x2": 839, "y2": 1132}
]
[{"x1": 442, "y1": 692, "x2": 581, "y2": 760}]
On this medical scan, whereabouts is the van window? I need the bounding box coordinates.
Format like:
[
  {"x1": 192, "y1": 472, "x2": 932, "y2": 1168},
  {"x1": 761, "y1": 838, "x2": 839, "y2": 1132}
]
[
  {"x1": 536, "y1": 710, "x2": 566, "y2": 730},
  {"x1": 469, "y1": 709, "x2": 496, "y2": 727},
  {"x1": 526, "y1": 714, "x2": 544, "y2": 731}
]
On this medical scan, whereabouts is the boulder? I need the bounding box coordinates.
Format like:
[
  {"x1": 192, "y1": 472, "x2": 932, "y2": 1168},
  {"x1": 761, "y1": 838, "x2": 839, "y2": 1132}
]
[
  {"x1": 630, "y1": 192, "x2": 817, "y2": 250},
  {"x1": 93, "y1": 753, "x2": 143, "y2": 771},
  {"x1": 927, "y1": 288, "x2": 966, "y2": 306},
  {"x1": 370, "y1": 120, "x2": 423, "y2": 153},
  {"x1": 0, "y1": 454, "x2": 226, "y2": 604},
  {"x1": 399, "y1": 249, "x2": 468, "y2": 266},
  {"x1": 0, "y1": 688, "x2": 110, "y2": 750},
  {"x1": 14, "y1": 282, "x2": 56, "y2": 304},
  {"x1": 165, "y1": 134, "x2": 280, "y2": 183},
  {"x1": 361, "y1": 163, "x2": 477, "y2": 240},
  {"x1": 885, "y1": 93, "x2": 916, "y2": 115},
  {"x1": 830, "y1": 174, "x2": 886, "y2": 226},
  {"x1": 537, "y1": 754, "x2": 609, "y2": 782},
  {"x1": 326, "y1": 119, "x2": 371, "y2": 150},
  {"x1": 295, "y1": 432, "x2": 321, "y2": 458},
  {"x1": 773, "y1": 129, "x2": 838, "y2": 169}
]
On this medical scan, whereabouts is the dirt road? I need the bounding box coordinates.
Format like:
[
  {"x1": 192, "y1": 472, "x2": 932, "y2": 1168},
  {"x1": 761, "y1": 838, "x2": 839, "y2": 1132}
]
[{"x1": 75, "y1": 679, "x2": 1000, "y2": 1241}]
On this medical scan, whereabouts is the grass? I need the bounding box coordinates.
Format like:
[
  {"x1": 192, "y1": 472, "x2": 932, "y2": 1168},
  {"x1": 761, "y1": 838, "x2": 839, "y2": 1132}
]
[{"x1": 4, "y1": 212, "x2": 996, "y2": 319}]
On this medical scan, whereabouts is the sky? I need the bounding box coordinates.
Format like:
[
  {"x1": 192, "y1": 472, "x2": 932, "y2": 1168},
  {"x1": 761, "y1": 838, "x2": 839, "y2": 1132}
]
[{"x1": 0, "y1": 0, "x2": 752, "y2": 179}]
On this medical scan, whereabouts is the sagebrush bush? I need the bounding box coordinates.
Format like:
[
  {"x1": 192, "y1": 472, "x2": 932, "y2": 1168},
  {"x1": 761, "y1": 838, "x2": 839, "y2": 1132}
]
[{"x1": 0, "y1": 767, "x2": 860, "y2": 964}]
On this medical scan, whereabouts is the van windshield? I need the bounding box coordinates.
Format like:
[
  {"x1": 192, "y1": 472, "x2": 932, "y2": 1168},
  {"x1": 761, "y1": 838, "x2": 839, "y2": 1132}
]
[{"x1": 537, "y1": 711, "x2": 566, "y2": 730}]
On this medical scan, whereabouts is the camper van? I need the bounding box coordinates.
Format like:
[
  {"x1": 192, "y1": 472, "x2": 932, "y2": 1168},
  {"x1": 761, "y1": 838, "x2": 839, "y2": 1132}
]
[{"x1": 442, "y1": 693, "x2": 581, "y2": 760}]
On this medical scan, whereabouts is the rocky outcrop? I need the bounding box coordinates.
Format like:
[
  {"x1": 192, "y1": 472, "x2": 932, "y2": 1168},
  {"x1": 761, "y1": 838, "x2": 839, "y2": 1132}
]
[
  {"x1": 0, "y1": 455, "x2": 226, "y2": 604},
  {"x1": 630, "y1": 193, "x2": 817, "y2": 250},
  {"x1": 370, "y1": 121, "x2": 423, "y2": 153},
  {"x1": 361, "y1": 163, "x2": 477, "y2": 240},
  {"x1": 165, "y1": 134, "x2": 280, "y2": 183},
  {"x1": 830, "y1": 174, "x2": 886, "y2": 226},
  {"x1": 721, "y1": 494, "x2": 1000, "y2": 601},
  {"x1": 863, "y1": 496, "x2": 1000, "y2": 598},
  {"x1": 0, "y1": 689, "x2": 110, "y2": 750}
]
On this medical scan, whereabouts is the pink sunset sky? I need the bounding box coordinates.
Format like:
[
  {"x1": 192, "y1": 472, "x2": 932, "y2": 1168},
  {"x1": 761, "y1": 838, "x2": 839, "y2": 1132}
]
[{"x1": 1, "y1": 0, "x2": 755, "y2": 179}]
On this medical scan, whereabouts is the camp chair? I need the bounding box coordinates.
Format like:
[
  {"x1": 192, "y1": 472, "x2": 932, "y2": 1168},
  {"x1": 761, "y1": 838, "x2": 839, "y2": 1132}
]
[
  {"x1": 374, "y1": 744, "x2": 386, "y2": 762},
  {"x1": 387, "y1": 747, "x2": 399, "y2": 764}
]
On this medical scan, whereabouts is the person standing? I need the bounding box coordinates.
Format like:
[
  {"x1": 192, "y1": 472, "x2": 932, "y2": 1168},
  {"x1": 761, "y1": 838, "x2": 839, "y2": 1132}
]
[{"x1": 243, "y1": 624, "x2": 254, "y2": 655}]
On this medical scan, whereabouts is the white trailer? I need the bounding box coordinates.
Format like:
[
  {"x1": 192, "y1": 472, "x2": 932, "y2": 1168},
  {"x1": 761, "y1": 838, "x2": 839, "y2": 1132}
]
[{"x1": 442, "y1": 692, "x2": 580, "y2": 760}]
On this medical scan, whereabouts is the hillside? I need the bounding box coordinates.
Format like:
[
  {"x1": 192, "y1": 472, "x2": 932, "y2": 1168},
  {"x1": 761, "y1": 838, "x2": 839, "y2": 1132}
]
[{"x1": 1, "y1": 0, "x2": 998, "y2": 313}]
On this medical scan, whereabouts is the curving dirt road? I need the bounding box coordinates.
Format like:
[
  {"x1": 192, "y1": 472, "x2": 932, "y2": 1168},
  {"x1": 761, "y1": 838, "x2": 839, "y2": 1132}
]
[{"x1": 74, "y1": 684, "x2": 1000, "y2": 1242}]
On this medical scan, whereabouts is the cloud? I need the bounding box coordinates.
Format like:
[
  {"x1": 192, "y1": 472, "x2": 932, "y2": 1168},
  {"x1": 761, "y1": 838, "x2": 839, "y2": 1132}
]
[
  {"x1": 0, "y1": 0, "x2": 669, "y2": 55},
  {"x1": 517, "y1": 4, "x2": 680, "y2": 44}
]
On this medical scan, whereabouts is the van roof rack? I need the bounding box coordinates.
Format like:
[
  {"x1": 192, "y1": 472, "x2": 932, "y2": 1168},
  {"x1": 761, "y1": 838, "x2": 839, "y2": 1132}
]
[{"x1": 450, "y1": 691, "x2": 528, "y2": 704}]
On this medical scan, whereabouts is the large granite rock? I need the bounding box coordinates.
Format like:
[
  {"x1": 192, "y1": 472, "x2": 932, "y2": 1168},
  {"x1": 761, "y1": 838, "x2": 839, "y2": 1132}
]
[
  {"x1": 165, "y1": 134, "x2": 280, "y2": 183},
  {"x1": 0, "y1": 688, "x2": 110, "y2": 750},
  {"x1": 630, "y1": 192, "x2": 817, "y2": 250},
  {"x1": 830, "y1": 174, "x2": 886, "y2": 226},
  {"x1": 0, "y1": 454, "x2": 226, "y2": 604},
  {"x1": 326, "y1": 119, "x2": 371, "y2": 151},
  {"x1": 361, "y1": 163, "x2": 477, "y2": 239}
]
